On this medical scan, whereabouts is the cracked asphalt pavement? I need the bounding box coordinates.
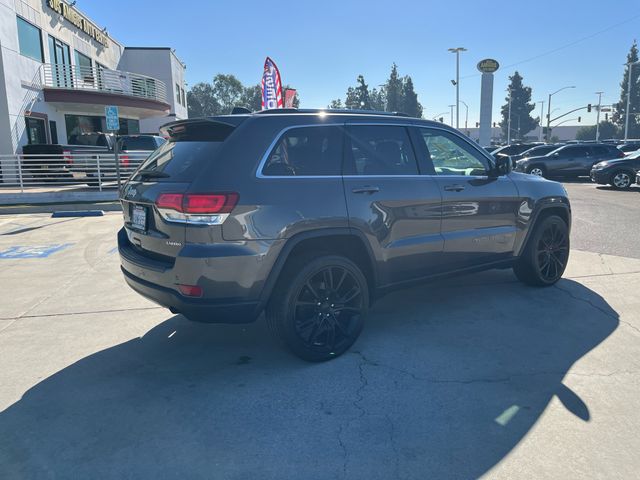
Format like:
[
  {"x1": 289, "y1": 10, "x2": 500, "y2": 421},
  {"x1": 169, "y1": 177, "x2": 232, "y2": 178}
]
[{"x1": 0, "y1": 181, "x2": 639, "y2": 479}]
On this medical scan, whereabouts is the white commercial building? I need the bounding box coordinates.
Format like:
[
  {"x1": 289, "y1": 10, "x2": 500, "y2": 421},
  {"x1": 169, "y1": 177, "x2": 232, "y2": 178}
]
[{"x1": 0, "y1": 0, "x2": 187, "y2": 164}]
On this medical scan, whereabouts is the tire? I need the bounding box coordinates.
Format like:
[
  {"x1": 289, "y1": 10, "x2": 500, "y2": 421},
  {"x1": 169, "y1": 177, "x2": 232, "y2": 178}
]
[
  {"x1": 514, "y1": 214, "x2": 570, "y2": 287},
  {"x1": 610, "y1": 170, "x2": 633, "y2": 190},
  {"x1": 527, "y1": 165, "x2": 546, "y2": 177},
  {"x1": 266, "y1": 254, "x2": 369, "y2": 362}
]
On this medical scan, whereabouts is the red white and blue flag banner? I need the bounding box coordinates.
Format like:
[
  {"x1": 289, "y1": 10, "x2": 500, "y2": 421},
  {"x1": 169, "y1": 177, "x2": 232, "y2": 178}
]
[
  {"x1": 261, "y1": 57, "x2": 283, "y2": 110},
  {"x1": 284, "y1": 89, "x2": 297, "y2": 108}
]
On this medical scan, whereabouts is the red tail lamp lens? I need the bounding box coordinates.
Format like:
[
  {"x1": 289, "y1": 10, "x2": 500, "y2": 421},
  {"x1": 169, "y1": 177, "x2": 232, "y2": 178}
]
[
  {"x1": 156, "y1": 193, "x2": 184, "y2": 211},
  {"x1": 156, "y1": 193, "x2": 239, "y2": 214},
  {"x1": 177, "y1": 284, "x2": 203, "y2": 297},
  {"x1": 184, "y1": 193, "x2": 239, "y2": 213},
  {"x1": 120, "y1": 155, "x2": 130, "y2": 167}
]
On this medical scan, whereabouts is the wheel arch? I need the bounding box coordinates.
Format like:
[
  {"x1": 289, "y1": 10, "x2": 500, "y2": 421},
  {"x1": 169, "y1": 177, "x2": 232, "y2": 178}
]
[
  {"x1": 257, "y1": 228, "x2": 378, "y2": 312},
  {"x1": 515, "y1": 198, "x2": 571, "y2": 257}
]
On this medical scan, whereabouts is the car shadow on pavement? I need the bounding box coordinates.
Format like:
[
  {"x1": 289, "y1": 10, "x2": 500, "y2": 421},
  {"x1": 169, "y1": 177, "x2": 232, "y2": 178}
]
[{"x1": 0, "y1": 270, "x2": 619, "y2": 479}]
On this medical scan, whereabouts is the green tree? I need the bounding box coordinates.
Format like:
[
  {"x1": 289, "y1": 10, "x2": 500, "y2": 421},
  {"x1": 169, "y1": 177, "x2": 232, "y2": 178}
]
[
  {"x1": 575, "y1": 121, "x2": 620, "y2": 141},
  {"x1": 240, "y1": 84, "x2": 262, "y2": 111},
  {"x1": 187, "y1": 82, "x2": 220, "y2": 117},
  {"x1": 499, "y1": 71, "x2": 537, "y2": 140},
  {"x1": 211, "y1": 74, "x2": 244, "y2": 114},
  {"x1": 385, "y1": 63, "x2": 403, "y2": 112},
  {"x1": 613, "y1": 41, "x2": 640, "y2": 137},
  {"x1": 328, "y1": 99, "x2": 343, "y2": 109},
  {"x1": 345, "y1": 75, "x2": 371, "y2": 109},
  {"x1": 401, "y1": 76, "x2": 423, "y2": 118},
  {"x1": 370, "y1": 87, "x2": 386, "y2": 111}
]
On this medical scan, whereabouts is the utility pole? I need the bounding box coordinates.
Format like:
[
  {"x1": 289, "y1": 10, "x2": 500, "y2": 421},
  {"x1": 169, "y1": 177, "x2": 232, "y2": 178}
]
[
  {"x1": 448, "y1": 104, "x2": 455, "y2": 127},
  {"x1": 595, "y1": 91, "x2": 604, "y2": 141},
  {"x1": 507, "y1": 88, "x2": 512, "y2": 144},
  {"x1": 448, "y1": 47, "x2": 467, "y2": 129},
  {"x1": 536, "y1": 100, "x2": 545, "y2": 142},
  {"x1": 624, "y1": 61, "x2": 639, "y2": 142},
  {"x1": 547, "y1": 86, "x2": 575, "y2": 142}
]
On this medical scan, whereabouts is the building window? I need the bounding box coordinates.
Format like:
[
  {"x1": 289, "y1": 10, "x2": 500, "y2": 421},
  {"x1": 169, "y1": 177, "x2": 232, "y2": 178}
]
[
  {"x1": 176, "y1": 84, "x2": 181, "y2": 104},
  {"x1": 48, "y1": 36, "x2": 72, "y2": 87},
  {"x1": 25, "y1": 117, "x2": 47, "y2": 144},
  {"x1": 74, "y1": 51, "x2": 94, "y2": 84},
  {"x1": 16, "y1": 17, "x2": 43, "y2": 62},
  {"x1": 181, "y1": 87, "x2": 186, "y2": 107},
  {"x1": 49, "y1": 121, "x2": 58, "y2": 144}
]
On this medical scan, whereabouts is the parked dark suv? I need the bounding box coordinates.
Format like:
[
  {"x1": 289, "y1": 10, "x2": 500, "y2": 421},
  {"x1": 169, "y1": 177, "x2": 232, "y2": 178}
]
[
  {"x1": 514, "y1": 143, "x2": 624, "y2": 178},
  {"x1": 118, "y1": 110, "x2": 571, "y2": 361}
]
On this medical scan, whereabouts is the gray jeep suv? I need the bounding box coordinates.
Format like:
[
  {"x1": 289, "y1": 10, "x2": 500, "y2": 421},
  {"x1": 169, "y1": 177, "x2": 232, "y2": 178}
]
[{"x1": 118, "y1": 109, "x2": 571, "y2": 361}]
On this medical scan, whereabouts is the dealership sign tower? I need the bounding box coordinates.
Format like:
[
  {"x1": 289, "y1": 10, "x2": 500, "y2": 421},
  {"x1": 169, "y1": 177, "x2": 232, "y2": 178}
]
[{"x1": 477, "y1": 59, "x2": 499, "y2": 147}]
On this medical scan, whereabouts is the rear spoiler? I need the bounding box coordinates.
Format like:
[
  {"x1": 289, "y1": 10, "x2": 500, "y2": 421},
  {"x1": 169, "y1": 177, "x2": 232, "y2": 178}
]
[{"x1": 160, "y1": 117, "x2": 244, "y2": 141}]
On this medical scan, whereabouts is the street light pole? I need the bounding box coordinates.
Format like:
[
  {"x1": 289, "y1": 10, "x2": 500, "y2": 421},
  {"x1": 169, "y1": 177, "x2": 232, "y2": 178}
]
[
  {"x1": 507, "y1": 89, "x2": 512, "y2": 144},
  {"x1": 595, "y1": 91, "x2": 604, "y2": 141},
  {"x1": 546, "y1": 85, "x2": 576, "y2": 142},
  {"x1": 448, "y1": 47, "x2": 467, "y2": 129},
  {"x1": 448, "y1": 104, "x2": 455, "y2": 127},
  {"x1": 460, "y1": 100, "x2": 469, "y2": 135},
  {"x1": 624, "y1": 61, "x2": 639, "y2": 142}
]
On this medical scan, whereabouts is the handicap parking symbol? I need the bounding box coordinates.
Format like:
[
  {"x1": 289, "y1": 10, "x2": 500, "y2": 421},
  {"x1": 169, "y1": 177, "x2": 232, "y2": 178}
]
[{"x1": 0, "y1": 243, "x2": 73, "y2": 259}]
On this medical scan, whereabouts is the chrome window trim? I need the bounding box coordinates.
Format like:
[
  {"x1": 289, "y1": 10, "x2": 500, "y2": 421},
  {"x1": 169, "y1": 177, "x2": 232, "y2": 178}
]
[{"x1": 255, "y1": 120, "x2": 496, "y2": 179}]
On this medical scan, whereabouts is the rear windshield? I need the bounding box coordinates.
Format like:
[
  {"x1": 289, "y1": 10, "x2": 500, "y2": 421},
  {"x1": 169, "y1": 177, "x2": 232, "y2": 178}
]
[
  {"x1": 118, "y1": 136, "x2": 159, "y2": 151},
  {"x1": 132, "y1": 122, "x2": 234, "y2": 182},
  {"x1": 132, "y1": 141, "x2": 222, "y2": 182},
  {"x1": 68, "y1": 133, "x2": 110, "y2": 147}
]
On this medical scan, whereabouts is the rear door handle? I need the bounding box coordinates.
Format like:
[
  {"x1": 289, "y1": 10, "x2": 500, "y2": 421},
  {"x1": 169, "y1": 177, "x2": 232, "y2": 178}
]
[
  {"x1": 352, "y1": 186, "x2": 380, "y2": 194},
  {"x1": 443, "y1": 184, "x2": 465, "y2": 192}
]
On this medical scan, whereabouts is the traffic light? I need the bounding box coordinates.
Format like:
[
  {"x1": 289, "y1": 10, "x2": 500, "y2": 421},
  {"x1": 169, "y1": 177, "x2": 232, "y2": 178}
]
[
  {"x1": 587, "y1": 104, "x2": 592, "y2": 112},
  {"x1": 578, "y1": 116, "x2": 581, "y2": 122},
  {"x1": 439, "y1": 117, "x2": 444, "y2": 123},
  {"x1": 493, "y1": 122, "x2": 496, "y2": 127},
  {"x1": 475, "y1": 122, "x2": 479, "y2": 127},
  {"x1": 605, "y1": 113, "x2": 609, "y2": 121}
]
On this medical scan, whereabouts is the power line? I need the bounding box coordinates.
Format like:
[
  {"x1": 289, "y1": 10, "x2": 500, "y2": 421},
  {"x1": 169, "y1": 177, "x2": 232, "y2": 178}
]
[{"x1": 460, "y1": 13, "x2": 640, "y2": 79}]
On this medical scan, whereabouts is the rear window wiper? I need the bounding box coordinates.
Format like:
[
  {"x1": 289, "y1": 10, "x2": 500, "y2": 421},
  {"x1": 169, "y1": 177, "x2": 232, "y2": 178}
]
[{"x1": 137, "y1": 169, "x2": 170, "y2": 179}]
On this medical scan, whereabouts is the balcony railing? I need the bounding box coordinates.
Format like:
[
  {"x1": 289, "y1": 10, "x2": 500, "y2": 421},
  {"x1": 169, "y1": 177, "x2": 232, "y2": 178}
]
[{"x1": 42, "y1": 64, "x2": 168, "y2": 104}]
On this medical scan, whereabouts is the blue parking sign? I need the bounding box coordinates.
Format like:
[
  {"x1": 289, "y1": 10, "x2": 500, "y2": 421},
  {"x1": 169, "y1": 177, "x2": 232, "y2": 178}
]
[{"x1": 105, "y1": 105, "x2": 119, "y2": 131}]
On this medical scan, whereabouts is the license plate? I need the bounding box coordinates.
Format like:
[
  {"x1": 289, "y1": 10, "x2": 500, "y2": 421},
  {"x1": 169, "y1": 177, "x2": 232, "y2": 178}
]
[{"x1": 131, "y1": 205, "x2": 147, "y2": 231}]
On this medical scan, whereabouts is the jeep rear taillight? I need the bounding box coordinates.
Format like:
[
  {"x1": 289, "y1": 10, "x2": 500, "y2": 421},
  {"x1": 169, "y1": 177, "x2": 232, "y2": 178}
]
[
  {"x1": 155, "y1": 193, "x2": 239, "y2": 225},
  {"x1": 63, "y1": 150, "x2": 72, "y2": 164}
]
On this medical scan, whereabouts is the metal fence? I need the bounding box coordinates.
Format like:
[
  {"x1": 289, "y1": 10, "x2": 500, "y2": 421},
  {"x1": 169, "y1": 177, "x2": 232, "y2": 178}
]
[
  {"x1": 42, "y1": 64, "x2": 168, "y2": 104},
  {"x1": 0, "y1": 152, "x2": 150, "y2": 193}
]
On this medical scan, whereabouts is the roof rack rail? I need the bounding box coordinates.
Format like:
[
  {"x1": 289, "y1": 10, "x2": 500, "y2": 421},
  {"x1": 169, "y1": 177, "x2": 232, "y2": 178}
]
[{"x1": 254, "y1": 108, "x2": 411, "y2": 117}]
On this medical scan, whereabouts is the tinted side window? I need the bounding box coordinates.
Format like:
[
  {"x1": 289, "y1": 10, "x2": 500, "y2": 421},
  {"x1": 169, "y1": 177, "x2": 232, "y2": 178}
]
[
  {"x1": 344, "y1": 125, "x2": 418, "y2": 175},
  {"x1": 418, "y1": 128, "x2": 488, "y2": 176},
  {"x1": 564, "y1": 146, "x2": 590, "y2": 157},
  {"x1": 262, "y1": 126, "x2": 342, "y2": 176},
  {"x1": 590, "y1": 146, "x2": 608, "y2": 155}
]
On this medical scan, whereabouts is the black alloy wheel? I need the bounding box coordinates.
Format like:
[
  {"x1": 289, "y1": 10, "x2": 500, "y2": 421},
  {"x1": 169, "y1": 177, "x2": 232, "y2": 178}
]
[
  {"x1": 267, "y1": 255, "x2": 368, "y2": 362},
  {"x1": 514, "y1": 215, "x2": 570, "y2": 286},
  {"x1": 535, "y1": 219, "x2": 570, "y2": 283}
]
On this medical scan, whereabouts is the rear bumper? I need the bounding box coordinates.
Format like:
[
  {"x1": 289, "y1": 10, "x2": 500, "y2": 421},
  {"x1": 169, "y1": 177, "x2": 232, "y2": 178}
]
[
  {"x1": 118, "y1": 227, "x2": 283, "y2": 323},
  {"x1": 121, "y1": 266, "x2": 259, "y2": 323}
]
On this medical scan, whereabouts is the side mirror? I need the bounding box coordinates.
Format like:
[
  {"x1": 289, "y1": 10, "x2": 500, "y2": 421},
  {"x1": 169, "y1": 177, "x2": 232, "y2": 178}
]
[{"x1": 494, "y1": 155, "x2": 512, "y2": 176}]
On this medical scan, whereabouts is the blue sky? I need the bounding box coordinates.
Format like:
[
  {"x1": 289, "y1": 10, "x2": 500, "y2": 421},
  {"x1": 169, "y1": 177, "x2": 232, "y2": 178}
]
[{"x1": 81, "y1": 0, "x2": 640, "y2": 126}]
